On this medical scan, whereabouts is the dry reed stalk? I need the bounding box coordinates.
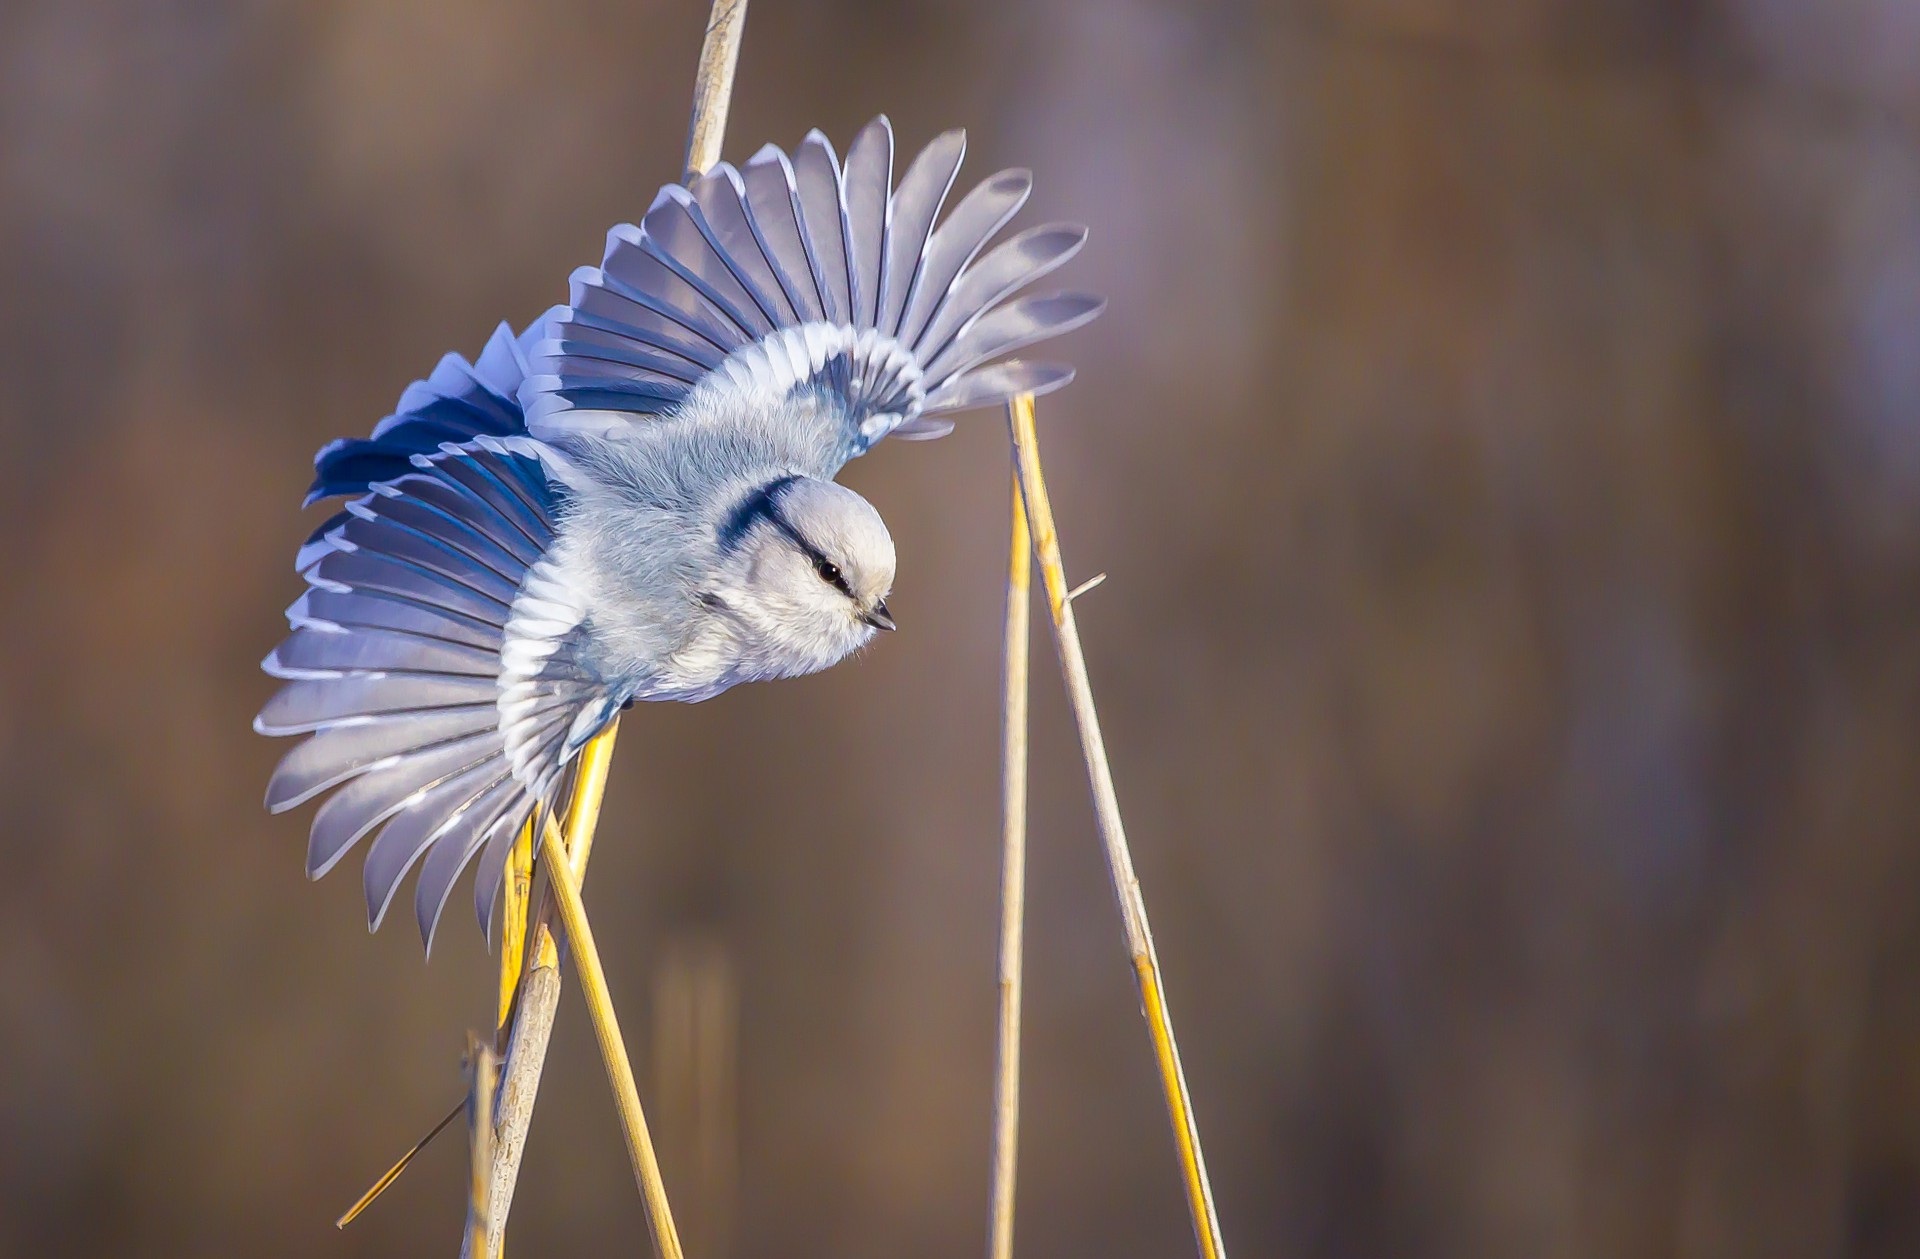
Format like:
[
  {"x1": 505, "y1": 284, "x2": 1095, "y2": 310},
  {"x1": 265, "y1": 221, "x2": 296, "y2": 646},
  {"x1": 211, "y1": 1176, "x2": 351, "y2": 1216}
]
[
  {"x1": 350, "y1": 827, "x2": 536, "y2": 1241},
  {"x1": 988, "y1": 469, "x2": 1032, "y2": 1259},
  {"x1": 534, "y1": 785, "x2": 684, "y2": 1259},
  {"x1": 335, "y1": 1099, "x2": 463, "y2": 1229},
  {"x1": 474, "y1": 724, "x2": 620, "y2": 1258},
  {"x1": 685, "y1": 0, "x2": 749, "y2": 179},
  {"x1": 477, "y1": 5, "x2": 750, "y2": 1251},
  {"x1": 1006, "y1": 394, "x2": 1227, "y2": 1259},
  {"x1": 497, "y1": 818, "x2": 535, "y2": 1036},
  {"x1": 463, "y1": 1033, "x2": 501, "y2": 1257}
]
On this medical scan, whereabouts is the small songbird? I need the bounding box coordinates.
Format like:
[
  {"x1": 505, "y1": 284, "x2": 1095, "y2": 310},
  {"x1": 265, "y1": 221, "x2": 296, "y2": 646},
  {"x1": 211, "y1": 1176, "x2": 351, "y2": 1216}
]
[{"x1": 256, "y1": 118, "x2": 1100, "y2": 951}]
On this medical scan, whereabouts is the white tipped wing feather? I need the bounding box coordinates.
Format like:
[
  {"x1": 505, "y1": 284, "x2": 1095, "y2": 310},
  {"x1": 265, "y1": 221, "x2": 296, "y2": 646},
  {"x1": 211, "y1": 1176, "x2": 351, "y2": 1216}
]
[
  {"x1": 260, "y1": 441, "x2": 608, "y2": 949},
  {"x1": 523, "y1": 116, "x2": 1101, "y2": 466}
]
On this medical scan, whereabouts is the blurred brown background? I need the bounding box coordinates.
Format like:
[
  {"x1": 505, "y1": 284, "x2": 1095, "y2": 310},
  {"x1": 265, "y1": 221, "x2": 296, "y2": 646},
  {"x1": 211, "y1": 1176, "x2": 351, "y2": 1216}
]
[{"x1": 4, "y1": 1, "x2": 1920, "y2": 1256}]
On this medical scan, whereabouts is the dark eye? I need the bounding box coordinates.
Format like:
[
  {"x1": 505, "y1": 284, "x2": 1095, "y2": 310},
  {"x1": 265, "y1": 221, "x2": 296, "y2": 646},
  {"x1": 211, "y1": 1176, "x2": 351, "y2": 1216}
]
[{"x1": 813, "y1": 557, "x2": 844, "y2": 588}]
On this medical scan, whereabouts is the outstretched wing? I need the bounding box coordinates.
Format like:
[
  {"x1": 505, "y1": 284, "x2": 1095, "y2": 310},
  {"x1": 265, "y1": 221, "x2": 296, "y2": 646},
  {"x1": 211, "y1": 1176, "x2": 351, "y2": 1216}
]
[
  {"x1": 523, "y1": 117, "x2": 1102, "y2": 466},
  {"x1": 296, "y1": 314, "x2": 556, "y2": 568},
  {"x1": 262, "y1": 426, "x2": 607, "y2": 954}
]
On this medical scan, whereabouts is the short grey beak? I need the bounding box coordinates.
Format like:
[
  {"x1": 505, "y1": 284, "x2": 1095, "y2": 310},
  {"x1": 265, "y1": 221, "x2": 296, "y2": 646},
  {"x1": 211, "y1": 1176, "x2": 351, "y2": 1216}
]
[{"x1": 862, "y1": 599, "x2": 896, "y2": 632}]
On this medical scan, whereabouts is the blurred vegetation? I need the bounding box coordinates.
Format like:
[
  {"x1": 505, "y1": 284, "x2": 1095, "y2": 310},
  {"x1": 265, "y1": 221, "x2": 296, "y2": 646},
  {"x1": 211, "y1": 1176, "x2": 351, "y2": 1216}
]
[{"x1": 2, "y1": 1, "x2": 1919, "y2": 1256}]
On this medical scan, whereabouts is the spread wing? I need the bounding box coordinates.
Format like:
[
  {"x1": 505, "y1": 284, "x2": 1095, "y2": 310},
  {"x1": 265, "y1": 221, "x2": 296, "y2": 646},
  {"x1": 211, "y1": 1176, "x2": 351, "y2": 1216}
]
[
  {"x1": 260, "y1": 337, "x2": 611, "y2": 952},
  {"x1": 522, "y1": 117, "x2": 1103, "y2": 467}
]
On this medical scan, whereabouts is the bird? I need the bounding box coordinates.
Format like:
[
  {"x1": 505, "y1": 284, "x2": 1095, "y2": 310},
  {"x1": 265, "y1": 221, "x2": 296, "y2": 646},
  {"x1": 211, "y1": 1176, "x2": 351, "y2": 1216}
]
[{"x1": 255, "y1": 117, "x2": 1101, "y2": 952}]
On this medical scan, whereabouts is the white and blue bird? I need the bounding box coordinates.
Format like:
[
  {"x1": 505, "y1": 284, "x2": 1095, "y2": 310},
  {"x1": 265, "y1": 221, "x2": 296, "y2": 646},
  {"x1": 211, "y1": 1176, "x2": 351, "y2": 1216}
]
[{"x1": 256, "y1": 118, "x2": 1101, "y2": 951}]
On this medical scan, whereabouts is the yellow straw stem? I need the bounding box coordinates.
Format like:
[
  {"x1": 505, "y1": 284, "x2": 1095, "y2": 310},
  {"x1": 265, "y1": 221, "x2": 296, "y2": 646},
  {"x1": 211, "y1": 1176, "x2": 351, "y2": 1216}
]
[
  {"x1": 1006, "y1": 395, "x2": 1227, "y2": 1259},
  {"x1": 536, "y1": 741, "x2": 684, "y2": 1259},
  {"x1": 464, "y1": 1032, "x2": 500, "y2": 1257},
  {"x1": 497, "y1": 817, "x2": 535, "y2": 1036},
  {"x1": 334, "y1": 1100, "x2": 464, "y2": 1229},
  {"x1": 476, "y1": 0, "x2": 747, "y2": 1246},
  {"x1": 532, "y1": 718, "x2": 619, "y2": 969},
  {"x1": 684, "y1": 0, "x2": 749, "y2": 181},
  {"x1": 474, "y1": 720, "x2": 621, "y2": 1258},
  {"x1": 988, "y1": 466, "x2": 1032, "y2": 1259}
]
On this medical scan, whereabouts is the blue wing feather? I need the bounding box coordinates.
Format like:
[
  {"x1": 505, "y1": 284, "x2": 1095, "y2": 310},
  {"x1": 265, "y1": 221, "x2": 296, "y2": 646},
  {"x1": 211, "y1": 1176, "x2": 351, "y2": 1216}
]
[{"x1": 525, "y1": 118, "x2": 1099, "y2": 453}]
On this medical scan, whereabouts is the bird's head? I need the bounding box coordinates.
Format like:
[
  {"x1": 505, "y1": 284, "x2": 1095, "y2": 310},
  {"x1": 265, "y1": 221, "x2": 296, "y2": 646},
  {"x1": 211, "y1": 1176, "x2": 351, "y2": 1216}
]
[{"x1": 711, "y1": 475, "x2": 897, "y2": 678}]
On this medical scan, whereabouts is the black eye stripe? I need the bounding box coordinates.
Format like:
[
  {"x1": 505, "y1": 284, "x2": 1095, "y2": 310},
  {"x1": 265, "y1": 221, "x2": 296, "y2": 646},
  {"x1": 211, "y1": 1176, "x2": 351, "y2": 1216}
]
[{"x1": 717, "y1": 474, "x2": 803, "y2": 552}]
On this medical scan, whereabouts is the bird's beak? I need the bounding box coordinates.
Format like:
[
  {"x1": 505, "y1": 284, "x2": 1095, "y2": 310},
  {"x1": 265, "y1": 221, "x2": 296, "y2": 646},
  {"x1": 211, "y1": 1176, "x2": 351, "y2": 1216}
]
[{"x1": 861, "y1": 599, "x2": 896, "y2": 632}]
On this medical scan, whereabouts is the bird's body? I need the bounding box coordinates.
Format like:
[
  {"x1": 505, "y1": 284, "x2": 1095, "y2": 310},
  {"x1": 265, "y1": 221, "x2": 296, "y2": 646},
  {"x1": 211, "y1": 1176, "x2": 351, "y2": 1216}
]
[
  {"x1": 258, "y1": 118, "x2": 1098, "y2": 950},
  {"x1": 538, "y1": 373, "x2": 886, "y2": 704}
]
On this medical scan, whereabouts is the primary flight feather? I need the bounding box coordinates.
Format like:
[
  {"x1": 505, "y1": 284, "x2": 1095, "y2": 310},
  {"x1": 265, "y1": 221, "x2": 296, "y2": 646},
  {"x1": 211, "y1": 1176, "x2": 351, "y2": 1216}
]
[{"x1": 257, "y1": 117, "x2": 1101, "y2": 951}]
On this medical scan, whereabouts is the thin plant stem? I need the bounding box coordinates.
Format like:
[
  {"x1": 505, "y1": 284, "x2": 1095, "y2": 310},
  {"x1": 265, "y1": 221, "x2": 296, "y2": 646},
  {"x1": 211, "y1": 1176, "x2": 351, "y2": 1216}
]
[
  {"x1": 473, "y1": 725, "x2": 620, "y2": 1257},
  {"x1": 535, "y1": 763, "x2": 685, "y2": 1259},
  {"x1": 988, "y1": 467, "x2": 1032, "y2": 1259},
  {"x1": 478, "y1": 3, "x2": 749, "y2": 1249},
  {"x1": 463, "y1": 1032, "x2": 500, "y2": 1258},
  {"x1": 1006, "y1": 394, "x2": 1227, "y2": 1259},
  {"x1": 497, "y1": 818, "x2": 536, "y2": 1037},
  {"x1": 336, "y1": 1101, "x2": 463, "y2": 1230},
  {"x1": 684, "y1": 0, "x2": 749, "y2": 181},
  {"x1": 350, "y1": 826, "x2": 535, "y2": 1245}
]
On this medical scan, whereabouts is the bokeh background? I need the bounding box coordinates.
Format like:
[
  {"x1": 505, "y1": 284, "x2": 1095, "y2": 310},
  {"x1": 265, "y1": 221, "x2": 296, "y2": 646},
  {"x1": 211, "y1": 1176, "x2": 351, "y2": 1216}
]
[{"x1": 4, "y1": 1, "x2": 1920, "y2": 1255}]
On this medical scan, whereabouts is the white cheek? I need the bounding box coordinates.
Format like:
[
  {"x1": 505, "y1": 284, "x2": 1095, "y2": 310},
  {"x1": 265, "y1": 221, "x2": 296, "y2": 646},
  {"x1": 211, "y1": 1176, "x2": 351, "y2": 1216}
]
[{"x1": 746, "y1": 551, "x2": 814, "y2": 615}]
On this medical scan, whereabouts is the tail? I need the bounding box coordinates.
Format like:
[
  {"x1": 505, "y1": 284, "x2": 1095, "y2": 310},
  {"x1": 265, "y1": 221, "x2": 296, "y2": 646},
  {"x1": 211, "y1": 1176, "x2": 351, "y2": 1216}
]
[{"x1": 259, "y1": 433, "x2": 598, "y2": 953}]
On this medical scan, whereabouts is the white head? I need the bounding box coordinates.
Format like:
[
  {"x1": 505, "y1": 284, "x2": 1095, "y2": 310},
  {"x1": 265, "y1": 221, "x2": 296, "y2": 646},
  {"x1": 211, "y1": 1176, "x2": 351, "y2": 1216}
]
[{"x1": 708, "y1": 475, "x2": 897, "y2": 680}]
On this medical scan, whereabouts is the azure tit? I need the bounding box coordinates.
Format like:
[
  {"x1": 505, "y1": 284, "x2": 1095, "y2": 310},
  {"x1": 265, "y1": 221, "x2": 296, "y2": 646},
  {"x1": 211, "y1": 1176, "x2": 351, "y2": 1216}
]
[{"x1": 256, "y1": 118, "x2": 1100, "y2": 951}]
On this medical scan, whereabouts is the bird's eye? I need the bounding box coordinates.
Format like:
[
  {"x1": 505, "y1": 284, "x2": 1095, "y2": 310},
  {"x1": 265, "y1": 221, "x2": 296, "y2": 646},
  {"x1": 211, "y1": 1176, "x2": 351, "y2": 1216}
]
[{"x1": 813, "y1": 557, "x2": 843, "y2": 588}]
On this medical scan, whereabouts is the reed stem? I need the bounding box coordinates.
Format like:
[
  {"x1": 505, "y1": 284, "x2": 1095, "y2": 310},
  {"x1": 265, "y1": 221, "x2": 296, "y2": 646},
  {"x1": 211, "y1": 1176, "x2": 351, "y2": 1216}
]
[
  {"x1": 463, "y1": 1033, "x2": 500, "y2": 1258},
  {"x1": 497, "y1": 817, "x2": 535, "y2": 1036},
  {"x1": 1006, "y1": 394, "x2": 1227, "y2": 1259},
  {"x1": 987, "y1": 467, "x2": 1033, "y2": 1259},
  {"x1": 536, "y1": 762, "x2": 684, "y2": 1259},
  {"x1": 684, "y1": 0, "x2": 749, "y2": 181},
  {"x1": 476, "y1": 3, "x2": 749, "y2": 1249},
  {"x1": 473, "y1": 723, "x2": 621, "y2": 1257}
]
